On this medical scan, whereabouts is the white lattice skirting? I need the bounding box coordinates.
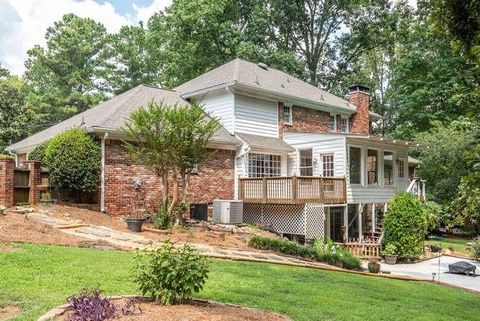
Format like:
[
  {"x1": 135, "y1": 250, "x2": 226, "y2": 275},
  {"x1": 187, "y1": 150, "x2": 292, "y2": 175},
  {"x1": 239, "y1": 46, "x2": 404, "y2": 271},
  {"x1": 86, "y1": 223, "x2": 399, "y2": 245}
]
[{"x1": 243, "y1": 203, "x2": 325, "y2": 239}]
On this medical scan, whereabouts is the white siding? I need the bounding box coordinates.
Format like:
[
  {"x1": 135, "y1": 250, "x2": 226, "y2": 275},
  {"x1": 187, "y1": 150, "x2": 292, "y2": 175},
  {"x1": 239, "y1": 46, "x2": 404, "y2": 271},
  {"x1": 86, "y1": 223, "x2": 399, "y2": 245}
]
[
  {"x1": 234, "y1": 94, "x2": 278, "y2": 138},
  {"x1": 284, "y1": 132, "x2": 346, "y2": 177},
  {"x1": 199, "y1": 90, "x2": 235, "y2": 133}
]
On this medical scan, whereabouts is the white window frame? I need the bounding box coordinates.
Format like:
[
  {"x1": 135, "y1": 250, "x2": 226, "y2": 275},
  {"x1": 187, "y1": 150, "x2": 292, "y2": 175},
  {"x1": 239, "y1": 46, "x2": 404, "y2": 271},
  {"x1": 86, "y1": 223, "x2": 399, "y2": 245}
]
[
  {"x1": 299, "y1": 149, "x2": 313, "y2": 176},
  {"x1": 341, "y1": 117, "x2": 349, "y2": 133},
  {"x1": 367, "y1": 148, "x2": 379, "y2": 185},
  {"x1": 284, "y1": 104, "x2": 292, "y2": 125},
  {"x1": 247, "y1": 153, "x2": 282, "y2": 178},
  {"x1": 330, "y1": 114, "x2": 337, "y2": 132},
  {"x1": 321, "y1": 153, "x2": 335, "y2": 177},
  {"x1": 397, "y1": 158, "x2": 405, "y2": 179}
]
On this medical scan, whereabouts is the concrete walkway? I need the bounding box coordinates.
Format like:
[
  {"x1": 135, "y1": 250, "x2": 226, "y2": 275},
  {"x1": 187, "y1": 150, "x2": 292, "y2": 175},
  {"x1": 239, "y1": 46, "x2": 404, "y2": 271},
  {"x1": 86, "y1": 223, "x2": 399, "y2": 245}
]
[
  {"x1": 374, "y1": 256, "x2": 480, "y2": 292},
  {"x1": 27, "y1": 213, "x2": 334, "y2": 270}
]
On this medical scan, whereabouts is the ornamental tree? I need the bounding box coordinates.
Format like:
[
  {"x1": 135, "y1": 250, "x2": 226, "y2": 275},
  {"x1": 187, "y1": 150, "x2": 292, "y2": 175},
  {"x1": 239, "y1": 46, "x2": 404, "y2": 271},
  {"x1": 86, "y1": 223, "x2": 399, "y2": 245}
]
[
  {"x1": 44, "y1": 128, "x2": 100, "y2": 202},
  {"x1": 123, "y1": 101, "x2": 220, "y2": 225},
  {"x1": 383, "y1": 193, "x2": 428, "y2": 257}
]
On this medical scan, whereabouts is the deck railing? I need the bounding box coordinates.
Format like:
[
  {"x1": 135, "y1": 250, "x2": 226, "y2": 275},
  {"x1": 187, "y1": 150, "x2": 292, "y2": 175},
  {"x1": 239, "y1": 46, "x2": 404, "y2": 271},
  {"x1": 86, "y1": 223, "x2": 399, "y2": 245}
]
[{"x1": 238, "y1": 176, "x2": 346, "y2": 204}]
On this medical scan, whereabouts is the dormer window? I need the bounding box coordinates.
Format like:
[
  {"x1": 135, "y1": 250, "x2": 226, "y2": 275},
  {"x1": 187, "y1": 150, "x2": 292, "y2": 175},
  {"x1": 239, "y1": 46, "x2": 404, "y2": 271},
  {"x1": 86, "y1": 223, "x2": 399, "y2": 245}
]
[
  {"x1": 330, "y1": 115, "x2": 337, "y2": 132},
  {"x1": 284, "y1": 105, "x2": 292, "y2": 125}
]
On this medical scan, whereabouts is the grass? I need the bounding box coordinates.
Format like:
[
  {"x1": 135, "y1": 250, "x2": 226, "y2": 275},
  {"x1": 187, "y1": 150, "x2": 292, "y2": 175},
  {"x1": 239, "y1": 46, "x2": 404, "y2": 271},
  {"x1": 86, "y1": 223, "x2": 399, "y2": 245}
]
[
  {"x1": 425, "y1": 236, "x2": 472, "y2": 255},
  {"x1": 1, "y1": 243, "x2": 480, "y2": 321}
]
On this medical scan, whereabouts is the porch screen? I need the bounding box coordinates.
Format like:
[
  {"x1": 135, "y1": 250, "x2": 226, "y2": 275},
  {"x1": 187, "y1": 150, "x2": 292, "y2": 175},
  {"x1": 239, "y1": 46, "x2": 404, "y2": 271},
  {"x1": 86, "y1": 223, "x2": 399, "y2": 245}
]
[
  {"x1": 367, "y1": 149, "x2": 378, "y2": 185},
  {"x1": 384, "y1": 151, "x2": 393, "y2": 185},
  {"x1": 248, "y1": 153, "x2": 281, "y2": 177},
  {"x1": 349, "y1": 147, "x2": 361, "y2": 184}
]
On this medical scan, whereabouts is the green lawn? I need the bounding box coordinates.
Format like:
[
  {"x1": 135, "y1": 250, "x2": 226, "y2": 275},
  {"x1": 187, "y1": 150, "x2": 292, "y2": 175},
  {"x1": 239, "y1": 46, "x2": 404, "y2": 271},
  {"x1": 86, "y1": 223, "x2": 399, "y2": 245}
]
[
  {"x1": 1, "y1": 243, "x2": 479, "y2": 321},
  {"x1": 425, "y1": 237, "x2": 472, "y2": 255}
]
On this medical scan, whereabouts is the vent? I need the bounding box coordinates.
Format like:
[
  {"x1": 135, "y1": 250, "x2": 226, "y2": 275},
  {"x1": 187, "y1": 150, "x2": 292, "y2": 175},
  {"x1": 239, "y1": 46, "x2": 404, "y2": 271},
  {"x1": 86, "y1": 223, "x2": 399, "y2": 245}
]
[{"x1": 257, "y1": 62, "x2": 268, "y2": 70}]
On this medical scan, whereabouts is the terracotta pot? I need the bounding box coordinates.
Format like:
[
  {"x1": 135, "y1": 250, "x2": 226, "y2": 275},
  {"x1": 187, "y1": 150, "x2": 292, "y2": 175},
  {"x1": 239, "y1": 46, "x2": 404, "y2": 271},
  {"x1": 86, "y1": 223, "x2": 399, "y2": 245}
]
[
  {"x1": 368, "y1": 262, "x2": 381, "y2": 273},
  {"x1": 385, "y1": 255, "x2": 398, "y2": 265}
]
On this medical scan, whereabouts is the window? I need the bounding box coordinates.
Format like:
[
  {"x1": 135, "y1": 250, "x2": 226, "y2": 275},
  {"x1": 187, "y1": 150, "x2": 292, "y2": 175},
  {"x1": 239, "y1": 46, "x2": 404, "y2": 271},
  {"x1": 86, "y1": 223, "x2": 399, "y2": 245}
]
[
  {"x1": 349, "y1": 147, "x2": 361, "y2": 184},
  {"x1": 397, "y1": 159, "x2": 405, "y2": 178},
  {"x1": 299, "y1": 149, "x2": 313, "y2": 176},
  {"x1": 383, "y1": 151, "x2": 393, "y2": 185},
  {"x1": 322, "y1": 154, "x2": 334, "y2": 177},
  {"x1": 248, "y1": 153, "x2": 281, "y2": 177},
  {"x1": 330, "y1": 115, "x2": 337, "y2": 132},
  {"x1": 367, "y1": 149, "x2": 378, "y2": 185},
  {"x1": 341, "y1": 118, "x2": 349, "y2": 133},
  {"x1": 284, "y1": 105, "x2": 292, "y2": 125}
]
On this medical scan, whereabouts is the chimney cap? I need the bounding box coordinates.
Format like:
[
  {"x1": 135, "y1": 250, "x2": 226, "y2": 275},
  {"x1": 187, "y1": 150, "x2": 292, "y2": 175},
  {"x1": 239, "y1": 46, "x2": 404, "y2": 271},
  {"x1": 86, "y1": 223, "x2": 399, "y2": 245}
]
[{"x1": 349, "y1": 84, "x2": 370, "y2": 94}]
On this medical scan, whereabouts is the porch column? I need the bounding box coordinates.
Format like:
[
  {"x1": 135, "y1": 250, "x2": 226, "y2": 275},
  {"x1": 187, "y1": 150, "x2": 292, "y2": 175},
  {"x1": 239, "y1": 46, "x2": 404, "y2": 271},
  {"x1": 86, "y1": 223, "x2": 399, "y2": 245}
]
[
  {"x1": 357, "y1": 204, "x2": 363, "y2": 241},
  {"x1": 343, "y1": 205, "x2": 349, "y2": 242},
  {"x1": 371, "y1": 203, "x2": 376, "y2": 236}
]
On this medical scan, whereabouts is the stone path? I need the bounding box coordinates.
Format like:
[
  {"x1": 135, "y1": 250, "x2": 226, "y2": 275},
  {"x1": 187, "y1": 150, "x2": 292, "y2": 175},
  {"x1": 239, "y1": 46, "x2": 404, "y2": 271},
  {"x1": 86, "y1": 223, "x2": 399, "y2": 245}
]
[{"x1": 27, "y1": 213, "x2": 335, "y2": 270}]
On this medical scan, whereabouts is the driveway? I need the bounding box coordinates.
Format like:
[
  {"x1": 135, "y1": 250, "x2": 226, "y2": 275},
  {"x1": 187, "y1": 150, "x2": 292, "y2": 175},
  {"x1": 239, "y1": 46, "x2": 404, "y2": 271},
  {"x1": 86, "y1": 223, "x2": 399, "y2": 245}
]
[{"x1": 378, "y1": 256, "x2": 480, "y2": 292}]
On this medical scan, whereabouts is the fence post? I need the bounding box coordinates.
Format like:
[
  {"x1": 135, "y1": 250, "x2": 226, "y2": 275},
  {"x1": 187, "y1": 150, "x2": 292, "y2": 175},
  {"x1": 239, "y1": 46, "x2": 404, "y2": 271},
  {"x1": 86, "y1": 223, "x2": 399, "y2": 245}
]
[
  {"x1": 0, "y1": 157, "x2": 14, "y2": 208},
  {"x1": 262, "y1": 177, "x2": 267, "y2": 203},
  {"x1": 24, "y1": 160, "x2": 41, "y2": 205},
  {"x1": 292, "y1": 176, "x2": 297, "y2": 203}
]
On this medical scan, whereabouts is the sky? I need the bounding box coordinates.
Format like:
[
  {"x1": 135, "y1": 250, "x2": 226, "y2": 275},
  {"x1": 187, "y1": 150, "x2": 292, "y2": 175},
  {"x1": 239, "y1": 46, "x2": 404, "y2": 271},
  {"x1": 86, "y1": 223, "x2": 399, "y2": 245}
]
[{"x1": 0, "y1": 0, "x2": 172, "y2": 75}]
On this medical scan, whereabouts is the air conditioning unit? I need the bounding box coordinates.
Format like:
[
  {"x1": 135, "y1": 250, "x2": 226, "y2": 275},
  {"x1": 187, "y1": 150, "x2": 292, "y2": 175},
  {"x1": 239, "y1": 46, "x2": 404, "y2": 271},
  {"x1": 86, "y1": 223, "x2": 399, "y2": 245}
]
[{"x1": 212, "y1": 200, "x2": 243, "y2": 224}]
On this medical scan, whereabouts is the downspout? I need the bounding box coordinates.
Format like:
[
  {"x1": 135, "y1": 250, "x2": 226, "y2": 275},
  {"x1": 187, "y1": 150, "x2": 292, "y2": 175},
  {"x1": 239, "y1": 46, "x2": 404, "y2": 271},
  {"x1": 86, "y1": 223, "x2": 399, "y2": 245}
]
[{"x1": 100, "y1": 133, "x2": 108, "y2": 213}]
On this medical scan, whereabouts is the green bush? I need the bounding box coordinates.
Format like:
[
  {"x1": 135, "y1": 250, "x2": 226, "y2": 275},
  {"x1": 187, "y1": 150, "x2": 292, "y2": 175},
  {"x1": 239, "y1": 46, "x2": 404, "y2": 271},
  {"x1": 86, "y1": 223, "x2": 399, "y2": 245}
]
[
  {"x1": 44, "y1": 128, "x2": 100, "y2": 199},
  {"x1": 467, "y1": 237, "x2": 480, "y2": 260},
  {"x1": 422, "y1": 201, "x2": 443, "y2": 233},
  {"x1": 154, "y1": 206, "x2": 173, "y2": 230},
  {"x1": 28, "y1": 141, "x2": 49, "y2": 164},
  {"x1": 132, "y1": 241, "x2": 209, "y2": 305},
  {"x1": 384, "y1": 193, "x2": 428, "y2": 257},
  {"x1": 249, "y1": 236, "x2": 361, "y2": 270}
]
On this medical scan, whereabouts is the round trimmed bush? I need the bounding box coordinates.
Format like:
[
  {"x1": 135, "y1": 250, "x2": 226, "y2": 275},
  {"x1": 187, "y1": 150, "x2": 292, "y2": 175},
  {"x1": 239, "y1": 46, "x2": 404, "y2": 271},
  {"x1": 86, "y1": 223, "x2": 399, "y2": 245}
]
[
  {"x1": 44, "y1": 128, "x2": 100, "y2": 201},
  {"x1": 384, "y1": 193, "x2": 428, "y2": 257}
]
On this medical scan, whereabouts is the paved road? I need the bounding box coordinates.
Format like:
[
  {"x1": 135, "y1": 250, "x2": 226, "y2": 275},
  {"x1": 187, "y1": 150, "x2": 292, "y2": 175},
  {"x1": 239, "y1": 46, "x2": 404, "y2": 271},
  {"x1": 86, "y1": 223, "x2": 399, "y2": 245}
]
[{"x1": 378, "y1": 256, "x2": 480, "y2": 292}]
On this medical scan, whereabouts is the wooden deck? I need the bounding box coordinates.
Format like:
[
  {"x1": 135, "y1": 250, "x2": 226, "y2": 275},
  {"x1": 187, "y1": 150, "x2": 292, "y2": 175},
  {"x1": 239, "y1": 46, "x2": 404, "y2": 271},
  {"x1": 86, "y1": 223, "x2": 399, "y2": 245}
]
[{"x1": 238, "y1": 176, "x2": 346, "y2": 205}]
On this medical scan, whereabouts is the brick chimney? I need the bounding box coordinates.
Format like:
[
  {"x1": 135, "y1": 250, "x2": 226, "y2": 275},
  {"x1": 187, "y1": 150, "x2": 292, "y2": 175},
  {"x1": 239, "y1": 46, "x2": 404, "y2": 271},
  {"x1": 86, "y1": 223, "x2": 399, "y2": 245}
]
[{"x1": 348, "y1": 85, "x2": 370, "y2": 134}]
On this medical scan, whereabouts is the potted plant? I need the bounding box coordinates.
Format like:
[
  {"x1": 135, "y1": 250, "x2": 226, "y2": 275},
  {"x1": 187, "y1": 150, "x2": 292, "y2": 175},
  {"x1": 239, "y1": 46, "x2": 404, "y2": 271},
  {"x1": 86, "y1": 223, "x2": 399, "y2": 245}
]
[
  {"x1": 124, "y1": 203, "x2": 147, "y2": 232},
  {"x1": 382, "y1": 244, "x2": 398, "y2": 265},
  {"x1": 367, "y1": 260, "x2": 381, "y2": 273}
]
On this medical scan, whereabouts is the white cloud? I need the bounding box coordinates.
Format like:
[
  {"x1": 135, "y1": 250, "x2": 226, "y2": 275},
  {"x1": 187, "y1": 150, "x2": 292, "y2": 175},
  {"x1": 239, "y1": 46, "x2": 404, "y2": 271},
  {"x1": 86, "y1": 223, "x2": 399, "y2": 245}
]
[{"x1": 0, "y1": 0, "x2": 171, "y2": 75}]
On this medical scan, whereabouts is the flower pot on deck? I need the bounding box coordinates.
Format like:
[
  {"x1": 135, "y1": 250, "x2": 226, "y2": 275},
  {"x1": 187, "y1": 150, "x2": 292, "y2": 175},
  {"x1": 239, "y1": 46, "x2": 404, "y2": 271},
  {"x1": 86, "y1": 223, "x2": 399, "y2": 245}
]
[
  {"x1": 385, "y1": 255, "x2": 398, "y2": 265},
  {"x1": 125, "y1": 217, "x2": 145, "y2": 232}
]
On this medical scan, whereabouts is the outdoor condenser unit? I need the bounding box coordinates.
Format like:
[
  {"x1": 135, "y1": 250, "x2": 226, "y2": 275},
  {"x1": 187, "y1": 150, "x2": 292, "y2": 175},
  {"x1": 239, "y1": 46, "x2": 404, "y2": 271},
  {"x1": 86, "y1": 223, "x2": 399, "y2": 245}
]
[{"x1": 212, "y1": 200, "x2": 243, "y2": 224}]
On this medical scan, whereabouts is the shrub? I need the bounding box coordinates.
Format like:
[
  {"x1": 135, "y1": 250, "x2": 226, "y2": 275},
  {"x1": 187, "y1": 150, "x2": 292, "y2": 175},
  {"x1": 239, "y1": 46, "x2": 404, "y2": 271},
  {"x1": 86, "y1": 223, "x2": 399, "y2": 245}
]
[
  {"x1": 429, "y1": 244, "x2": 442, "y2": 253},
  {"x1": 383, "y1": 193, "x2": 428, "y2": 257},
  {"x1": 154, "y1": 206, "x2": 172, "y2": 230},
  {"x1": 382, "y1": 244, "x2": 397, "y2": 256},
  {"x1": 467, "y1": 237, "x2": 480, "y2": 260},
  {"x1": 44, "y1": 128, "x2": 100, "y2": 201},
  {"x1": 422, "y1": 201, "x2": 443, "y2": 233},
  {"x1": 65, "y1": 288, "x2": 140, "y2": 321},
  {"x1": 29, "y1": 141, "x2": 49, "y2": 164},
  {"x1": 249, "y1": 236, "x2": 361, "y2": 270},
  {"x1": 132, "y1": 241, "x2": 209, "y2": 305}
]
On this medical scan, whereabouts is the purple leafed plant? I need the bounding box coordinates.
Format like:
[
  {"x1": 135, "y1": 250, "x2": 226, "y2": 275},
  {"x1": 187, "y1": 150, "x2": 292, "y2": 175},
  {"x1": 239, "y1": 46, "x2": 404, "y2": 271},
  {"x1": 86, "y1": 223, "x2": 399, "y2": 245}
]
[{"x1": 66, "y1": 289, "x2": 118, "y2": 321}]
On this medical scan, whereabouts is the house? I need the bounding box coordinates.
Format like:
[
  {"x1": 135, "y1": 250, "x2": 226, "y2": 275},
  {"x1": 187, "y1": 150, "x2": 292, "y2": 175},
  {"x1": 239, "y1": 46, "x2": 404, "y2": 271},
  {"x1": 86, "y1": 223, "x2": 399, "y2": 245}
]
[{"x1": 5, "y1": 58, "x2": 423, "y2": 243}]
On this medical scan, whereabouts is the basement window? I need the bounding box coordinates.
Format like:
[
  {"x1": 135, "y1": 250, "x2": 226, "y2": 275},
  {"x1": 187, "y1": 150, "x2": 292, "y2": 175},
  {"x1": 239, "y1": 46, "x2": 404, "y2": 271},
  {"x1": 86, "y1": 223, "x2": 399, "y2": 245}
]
[{"x1": 248, "y1": 153, "x2": 281, "y2": 177}]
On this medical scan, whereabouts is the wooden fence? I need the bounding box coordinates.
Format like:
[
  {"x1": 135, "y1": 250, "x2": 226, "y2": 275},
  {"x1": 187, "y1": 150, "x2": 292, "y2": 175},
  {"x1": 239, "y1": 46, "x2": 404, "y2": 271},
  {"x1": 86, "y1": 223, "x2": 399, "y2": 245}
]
[
  {"x1": 13, "y1": 168, "x2": 30, "y2": 204},
  {"x1": 344, "y1": 237, "x2": 381, "y2": 259},
  {"x1": 238, "y1": 176, "x2": 346, "y2": 205}
]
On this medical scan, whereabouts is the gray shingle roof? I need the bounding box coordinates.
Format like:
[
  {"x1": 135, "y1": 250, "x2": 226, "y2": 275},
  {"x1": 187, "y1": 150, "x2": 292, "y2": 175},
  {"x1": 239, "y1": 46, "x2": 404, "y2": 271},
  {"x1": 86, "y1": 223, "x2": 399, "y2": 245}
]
[
  {"x1": 6, "y1": 85, "x2": 239, "y2": 152},
  {"x1": 236, "y1": 133, "x2": 294, "y2": 152},
  {"x1": 175, "y1": 58, "x2": 355, "y2": 112}
]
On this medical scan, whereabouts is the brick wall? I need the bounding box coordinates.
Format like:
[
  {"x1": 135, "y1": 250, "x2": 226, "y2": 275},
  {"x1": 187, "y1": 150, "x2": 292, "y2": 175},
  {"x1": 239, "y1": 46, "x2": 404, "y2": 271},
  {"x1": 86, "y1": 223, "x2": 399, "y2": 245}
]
[
  {"x1": 0, "y1": 158, "x2": 14, "y2": 208},
  {"x1": 349, "y1": 89, "x2": 370, "y2": 134},
  {"x1": 24, "y1": 160, "x2": 41, "y2": 205},
  {"x1": 279, "y1": 102, "x2": 335, "y2": 135},
  {"x1": 104, "y1": 140, "x2": 235, "y2": 216}
]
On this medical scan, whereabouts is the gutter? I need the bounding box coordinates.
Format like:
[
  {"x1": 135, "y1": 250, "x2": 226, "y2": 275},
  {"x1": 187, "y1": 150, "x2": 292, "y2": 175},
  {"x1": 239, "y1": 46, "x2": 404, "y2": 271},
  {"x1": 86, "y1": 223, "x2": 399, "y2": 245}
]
[{"x1": 100, "y1": 132, "x2": 108, "y2": 213}]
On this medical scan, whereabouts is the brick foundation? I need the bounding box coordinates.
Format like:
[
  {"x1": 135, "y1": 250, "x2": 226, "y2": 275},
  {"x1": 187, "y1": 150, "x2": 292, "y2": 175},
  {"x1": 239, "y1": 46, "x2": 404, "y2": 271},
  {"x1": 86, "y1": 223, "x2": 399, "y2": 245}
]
[
  {"x1": 104, "y1": 140, "x2": 235, "y2": 216},
  {"x1": 0, "y1": 158, "x2": 14, "y2": 208}
]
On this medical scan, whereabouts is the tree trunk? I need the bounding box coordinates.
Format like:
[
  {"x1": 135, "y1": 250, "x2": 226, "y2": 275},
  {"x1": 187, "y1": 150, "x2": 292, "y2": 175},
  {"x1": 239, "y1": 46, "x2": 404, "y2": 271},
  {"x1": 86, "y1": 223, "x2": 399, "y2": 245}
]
[{"x1": 170, "y1": 169, "x2": 179, "y2": 225}]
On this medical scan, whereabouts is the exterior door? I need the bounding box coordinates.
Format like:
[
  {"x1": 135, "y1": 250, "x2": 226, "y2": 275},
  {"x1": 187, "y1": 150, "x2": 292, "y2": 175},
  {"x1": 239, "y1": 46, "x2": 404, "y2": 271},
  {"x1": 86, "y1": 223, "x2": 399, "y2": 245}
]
[{"x1": 329, "y1": 207, "x2": 344, "y2": 242}]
